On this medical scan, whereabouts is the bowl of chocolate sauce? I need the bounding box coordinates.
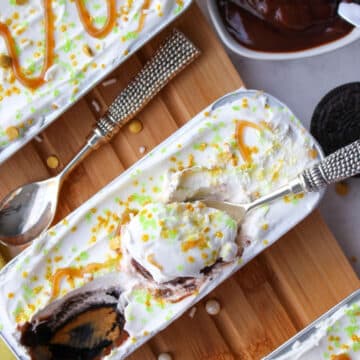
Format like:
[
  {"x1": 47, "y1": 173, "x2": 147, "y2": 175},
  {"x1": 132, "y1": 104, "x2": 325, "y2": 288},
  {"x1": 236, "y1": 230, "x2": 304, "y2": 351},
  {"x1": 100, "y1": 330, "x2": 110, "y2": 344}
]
[{"x1": 208, "y1": 0, "x2": 360, "y2": 60}]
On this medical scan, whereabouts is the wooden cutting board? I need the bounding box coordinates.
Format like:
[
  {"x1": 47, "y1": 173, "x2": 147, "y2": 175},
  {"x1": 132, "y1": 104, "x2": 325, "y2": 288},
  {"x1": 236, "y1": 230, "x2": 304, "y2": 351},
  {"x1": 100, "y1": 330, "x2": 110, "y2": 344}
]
[{"x1": 0, "y1": 4, "x2": 359, "y2": 360}]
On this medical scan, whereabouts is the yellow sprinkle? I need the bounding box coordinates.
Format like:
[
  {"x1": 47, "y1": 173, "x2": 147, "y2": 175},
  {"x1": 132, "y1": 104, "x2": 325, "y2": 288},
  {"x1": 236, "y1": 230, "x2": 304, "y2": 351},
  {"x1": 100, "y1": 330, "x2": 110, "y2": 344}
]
[
  {"x1": 187, "y1": 256, "x2": 195, "y2": 263},
  {"x1": 83, "y1": 44, "x2": 94, "y2": 57},
  {"x1": 54, "y1": 256, "x2": 63, "y2": 263},
  {"x1": 71, "y1": 226, "x2": 77, "y2": 232},
  {"x1": 22, "y1": 271, "x2": 28, "y2": 278},
  {"x1": 261, "y1": 223, "x2": 269, "y2": 231},
  {"x1": 46, "y1": 155, "x2": 60, "y2": 169},
  {"x1": 204, "y1": 111, "x2": 210, "y2": 117},
  {"x1": 128, "y1": 119, "x2": 143, "y2": 134},
  {"x1": 16, "y1": 0, "x2": 29, "y2": 4},
  {"x1": 215, "y1": 231, "x2": 223, "y2": 238},
  {"x1": 308, "y1": 148, "x2": 318, "y2": 159},
  {"x1": 335, "y1": 181, "x2": 349, "y2": 196},
  {"x1": 262, "y1": 240, "x2": 269, "y2": 246},
  {"x1": 5, "y1": 126, "x2": 19, "y2": 140},
  {"x1": 8, "y1": 292, "x2": 14, "y2": 299},
  {"x1": 142, "y1": 234, "x2": 149, "y2": 242}
]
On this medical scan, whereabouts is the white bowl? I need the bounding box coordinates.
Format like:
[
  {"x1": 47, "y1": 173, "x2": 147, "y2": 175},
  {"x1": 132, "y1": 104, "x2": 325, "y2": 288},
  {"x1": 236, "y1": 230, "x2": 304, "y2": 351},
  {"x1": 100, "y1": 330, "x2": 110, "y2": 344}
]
[{"x1": 207, "y1": 0, "x2": 360, "y2": 60}]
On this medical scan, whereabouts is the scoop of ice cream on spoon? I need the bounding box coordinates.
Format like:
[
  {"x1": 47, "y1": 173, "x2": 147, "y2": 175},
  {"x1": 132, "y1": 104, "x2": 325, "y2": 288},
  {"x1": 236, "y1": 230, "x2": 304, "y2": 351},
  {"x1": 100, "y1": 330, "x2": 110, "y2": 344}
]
[{"x1": 121, "y1": 202, "x2": 239, "y2": 284}]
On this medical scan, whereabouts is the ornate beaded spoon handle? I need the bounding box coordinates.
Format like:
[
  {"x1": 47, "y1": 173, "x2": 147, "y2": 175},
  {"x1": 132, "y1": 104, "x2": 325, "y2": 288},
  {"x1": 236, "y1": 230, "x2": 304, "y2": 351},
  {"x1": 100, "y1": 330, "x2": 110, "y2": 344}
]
[
  {"x1": 202, "y1": 139, "x2": 360, "y2": 224},
  {"x1": 0, "y1": 29, "x2": 200, "y2": 246},
  {"x1": 301, "y1": 139, "x2": 360, "y2": 191},
  {"x1": 68, "y1": 29, "x2": 201, "y2": 168}
]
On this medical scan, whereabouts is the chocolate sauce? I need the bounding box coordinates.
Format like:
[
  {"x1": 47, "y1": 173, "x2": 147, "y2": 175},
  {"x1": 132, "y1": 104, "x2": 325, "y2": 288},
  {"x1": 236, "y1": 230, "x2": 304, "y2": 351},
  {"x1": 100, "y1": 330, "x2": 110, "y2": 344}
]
[{"x1": 217, "y1": 0, "x2": 354, "y2": 52}]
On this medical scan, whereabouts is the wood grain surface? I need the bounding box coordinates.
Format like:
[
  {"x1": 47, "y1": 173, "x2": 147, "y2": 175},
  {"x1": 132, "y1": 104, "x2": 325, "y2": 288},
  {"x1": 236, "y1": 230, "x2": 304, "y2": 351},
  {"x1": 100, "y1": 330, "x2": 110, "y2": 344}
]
[{"x1": 0, "y1": 4, "x2": 359, "y2": 359}]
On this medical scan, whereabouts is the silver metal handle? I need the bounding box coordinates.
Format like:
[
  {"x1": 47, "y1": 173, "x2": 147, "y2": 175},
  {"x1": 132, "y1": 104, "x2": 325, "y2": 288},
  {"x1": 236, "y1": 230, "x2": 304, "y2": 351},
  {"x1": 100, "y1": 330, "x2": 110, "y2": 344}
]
[
  {"x1": 300, "y1": 139, "x2": 360, "y2": 192},
  {"x1": 56, "y1": 30, "x2": 200, "y2": 183},
  {"x1": 95, "y1": 29, "x2": 200, "y2": 142},
  {"x1": 246, "y1": 140, "x2": 360, "y2": 211}
]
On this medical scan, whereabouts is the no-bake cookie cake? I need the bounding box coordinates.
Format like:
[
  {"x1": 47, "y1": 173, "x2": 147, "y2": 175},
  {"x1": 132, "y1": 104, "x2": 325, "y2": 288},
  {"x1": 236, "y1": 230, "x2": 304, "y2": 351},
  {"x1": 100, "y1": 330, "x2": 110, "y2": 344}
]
[{"x1": 0, "y1": 92, "x2": 322, "y2": 359}]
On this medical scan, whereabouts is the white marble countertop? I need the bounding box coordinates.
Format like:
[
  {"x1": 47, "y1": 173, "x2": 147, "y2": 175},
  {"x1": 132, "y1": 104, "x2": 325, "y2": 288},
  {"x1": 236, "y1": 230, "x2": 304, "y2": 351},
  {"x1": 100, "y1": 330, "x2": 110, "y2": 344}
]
[{"x1": 197, "y1": 1, "x2": 360, "y2": 276}]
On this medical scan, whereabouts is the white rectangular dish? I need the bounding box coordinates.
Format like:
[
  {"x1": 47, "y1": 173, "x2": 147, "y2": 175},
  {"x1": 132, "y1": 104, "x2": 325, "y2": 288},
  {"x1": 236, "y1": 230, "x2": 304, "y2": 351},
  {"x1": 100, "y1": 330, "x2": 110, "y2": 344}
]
[
  {"x1": 263, "y1": 289, "x2": 360, "y2": 360},
  {"x1": 0, "y1": 0, "x2": 192, "y2": 165},
  {"x1": 0, "y1": 89, "x2": 323, "y2": 360}
]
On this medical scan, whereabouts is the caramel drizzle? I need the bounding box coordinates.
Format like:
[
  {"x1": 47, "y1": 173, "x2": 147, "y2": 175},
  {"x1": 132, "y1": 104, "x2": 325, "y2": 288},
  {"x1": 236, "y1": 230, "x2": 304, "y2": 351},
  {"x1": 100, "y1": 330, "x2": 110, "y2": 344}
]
[
  {"x1": 0, "y1": 0, "x2": 151, "y2": 90},
  {"x1": 0, "y1": 0, "x2": 55, "y2": 90},
  {"x1": 51, "y1": 256, "x2": 121, "y2": 299},
  {"x1": 74, "y1": 0, "x2": 117, "y2": 38},
  {"x1": 236, "y1": 120, "x2": 263, "y2": 163}
]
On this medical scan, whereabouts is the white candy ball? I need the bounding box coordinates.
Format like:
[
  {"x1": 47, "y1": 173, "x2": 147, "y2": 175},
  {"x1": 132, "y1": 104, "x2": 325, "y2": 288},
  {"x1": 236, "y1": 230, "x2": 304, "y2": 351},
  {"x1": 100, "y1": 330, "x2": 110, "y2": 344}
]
[
  {"x1": 205, "y1": 299, "x2": 221, "y2": 315},
  {"x1": 158, "y1": 352, "x2": 172, "y2": 360}
]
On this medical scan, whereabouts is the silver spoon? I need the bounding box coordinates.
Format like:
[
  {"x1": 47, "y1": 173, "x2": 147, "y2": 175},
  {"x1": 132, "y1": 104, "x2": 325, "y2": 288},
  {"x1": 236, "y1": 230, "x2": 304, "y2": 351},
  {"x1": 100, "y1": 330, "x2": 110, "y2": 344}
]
[
  {"x1": 0, "y1": 30, "x2": 200, "y2": 247},
  {"x1": 203, "y1": 89, "x2": 360, "y2": 223},
  {"x1": 338, "y1": 2, "x2": 360, "y2": 27},
  {"x1": 202, "y1": 139, "x2": 360, "y2": 224}
]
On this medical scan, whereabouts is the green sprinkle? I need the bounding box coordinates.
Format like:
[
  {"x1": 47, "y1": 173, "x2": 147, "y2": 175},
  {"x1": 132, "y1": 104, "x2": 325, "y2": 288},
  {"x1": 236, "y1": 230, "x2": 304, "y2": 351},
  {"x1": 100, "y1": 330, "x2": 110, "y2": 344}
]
[
  {"x1": 132, "y1": 193, "x2": 153, "y2": 206},
  {"x1": 123, "y1": 31, "x2": 139, "y2": 41},
  {"x1": 345, "y1": 325, "x2": 360, "y2": 337},
  {"x1": 176, "y1": 264, "x2": 184, "y2": 272},
  {"x1": 79, "y1": 251, "x2": 89, "y2": 261}
]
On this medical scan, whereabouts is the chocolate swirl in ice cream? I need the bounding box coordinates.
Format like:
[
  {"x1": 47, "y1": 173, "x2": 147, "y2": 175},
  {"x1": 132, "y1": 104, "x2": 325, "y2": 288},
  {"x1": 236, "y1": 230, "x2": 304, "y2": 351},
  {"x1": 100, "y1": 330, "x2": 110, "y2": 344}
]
[{"x1": 20, "y1": 287, "x2": 129, "y2": 360}]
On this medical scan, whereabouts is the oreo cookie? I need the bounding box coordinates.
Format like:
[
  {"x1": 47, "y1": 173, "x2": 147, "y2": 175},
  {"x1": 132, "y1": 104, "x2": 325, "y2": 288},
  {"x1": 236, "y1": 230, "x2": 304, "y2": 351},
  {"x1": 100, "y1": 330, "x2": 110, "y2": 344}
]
[{"x1": 311, "y1": 82, "x2": 360, "y2": 159}]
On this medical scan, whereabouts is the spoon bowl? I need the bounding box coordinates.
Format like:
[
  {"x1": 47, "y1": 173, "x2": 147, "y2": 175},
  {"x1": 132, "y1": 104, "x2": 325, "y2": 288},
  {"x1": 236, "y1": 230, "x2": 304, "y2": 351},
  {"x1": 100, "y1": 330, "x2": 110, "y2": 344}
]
[{"x1": 0, "y1": 178, "x2": 60, "y2": 246}]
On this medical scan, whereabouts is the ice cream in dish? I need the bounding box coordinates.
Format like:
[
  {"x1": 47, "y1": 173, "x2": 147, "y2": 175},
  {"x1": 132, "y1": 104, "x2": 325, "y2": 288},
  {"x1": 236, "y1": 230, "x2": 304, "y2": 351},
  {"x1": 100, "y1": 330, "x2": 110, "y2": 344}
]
[
  {"x1": 0, "y1": 0, "x2": 188, "y2": 151},
  {"x1": 0, "y1": 91, "x2": 322, "y2": 359},
  {"x1": 122, "y1": 201, "x2": 239, "y2": 284},
  {"x1": 266, "y1": 292, "x2": 360, "y2": 360}
]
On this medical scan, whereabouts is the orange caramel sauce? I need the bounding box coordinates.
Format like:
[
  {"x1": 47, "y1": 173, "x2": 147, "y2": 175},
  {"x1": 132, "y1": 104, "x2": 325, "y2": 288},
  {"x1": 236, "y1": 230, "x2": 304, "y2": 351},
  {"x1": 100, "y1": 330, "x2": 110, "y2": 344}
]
[
  {"x1": 137, "y1": 0, "x2": 151, "y2": 32},
  {"x1": 51, "y1": 256, "x2": 121, "y2": 299},
  {"x1": 332, "y1": 355, "x2": 351, "y2": 360},
  {"x1": 74, "y1": 0, "x2": 117, "y2": 38},
  {"x1": 0, "y1": 0, "x2": 150, "y2": 90},
  {"x1": 236, "y1": 120, "x2": 263, "y2": 163},
  {"x1": 0, "y1": 0, "x2": 55, "y2": 90}
]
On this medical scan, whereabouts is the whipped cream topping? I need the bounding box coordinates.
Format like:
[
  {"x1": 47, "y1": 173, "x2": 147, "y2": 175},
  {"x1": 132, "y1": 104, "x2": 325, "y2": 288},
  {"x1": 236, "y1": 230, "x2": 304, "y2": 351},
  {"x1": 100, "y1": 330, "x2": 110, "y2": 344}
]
[
  {"x1": 122, "y1": 202, "x2": 238, "y2": 283},
  {"x1": 0, "y1": 0, "x2": 187, "y2": 151},
  {"x1": 0, "y1": 91, "x2": 322, "y2": 360},
  {"x1": 271, "y1": 296, "x2": 360, "y2": 360}
]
